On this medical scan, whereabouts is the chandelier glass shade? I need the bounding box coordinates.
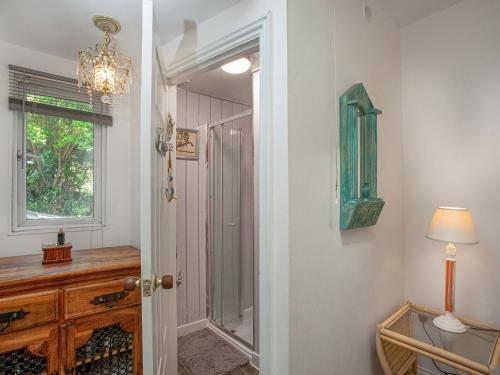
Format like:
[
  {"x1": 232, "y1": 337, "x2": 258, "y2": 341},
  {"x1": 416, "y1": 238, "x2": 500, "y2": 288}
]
[{"x1": 77, "y1": 17, "x2": 132, "y2": 105}]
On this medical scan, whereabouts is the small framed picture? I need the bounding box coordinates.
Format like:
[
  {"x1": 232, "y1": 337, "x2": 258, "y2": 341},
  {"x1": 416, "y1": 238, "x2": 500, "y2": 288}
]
[{"x1": 176, "y1": 128, "x2": 199, "y2": 160}]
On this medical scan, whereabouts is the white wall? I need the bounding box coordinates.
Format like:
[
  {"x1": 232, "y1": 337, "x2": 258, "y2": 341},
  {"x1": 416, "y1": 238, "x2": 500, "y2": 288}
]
[
  {"x1": 288, "y1": 0, "x2": 404, "y2": 374},
  {"x1": 175, "y1": 87, "x2": 208, "y2": 327},
  {"x1": 0, "y1": 40, "x2": 139, "y2": 255},
  {"x1": 161, "y1": 0, "x2": 288, "y2": 371},
  {"x1": 401, "y1": 0, "x2": 500, "y2": 327}
]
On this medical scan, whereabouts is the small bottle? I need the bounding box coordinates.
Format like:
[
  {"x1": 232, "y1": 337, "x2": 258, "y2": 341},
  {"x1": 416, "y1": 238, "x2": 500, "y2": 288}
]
[{"x1": 57, "y1": 228, "x2": 65, "y2": 246}]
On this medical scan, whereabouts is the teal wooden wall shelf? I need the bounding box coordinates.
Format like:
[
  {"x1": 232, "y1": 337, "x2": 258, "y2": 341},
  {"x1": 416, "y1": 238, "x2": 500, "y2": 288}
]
[{"x1": 340, "y1": 83, "x2": 385, "y2": 230}]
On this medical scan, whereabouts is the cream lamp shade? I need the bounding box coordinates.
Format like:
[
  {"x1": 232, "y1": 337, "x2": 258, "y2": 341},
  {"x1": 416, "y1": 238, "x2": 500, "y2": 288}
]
[{"x1": 426, "y1": 207, "x2": 478, "y2": 245}]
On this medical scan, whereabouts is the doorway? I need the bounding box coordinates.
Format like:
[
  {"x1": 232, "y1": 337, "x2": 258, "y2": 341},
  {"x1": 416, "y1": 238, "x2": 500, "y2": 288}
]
[
  {"x1": 174, "y1": 51, "x2": 260, "y2": 374},
  {"x1": 141, "y1": 3, "x2": 287, "y2": 373}
]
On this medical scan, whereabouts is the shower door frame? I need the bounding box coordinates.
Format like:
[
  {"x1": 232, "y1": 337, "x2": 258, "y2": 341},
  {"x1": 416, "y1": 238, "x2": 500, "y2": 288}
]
[{"x1": 207, "y1": 113, "x2": 253, "y2": 349}]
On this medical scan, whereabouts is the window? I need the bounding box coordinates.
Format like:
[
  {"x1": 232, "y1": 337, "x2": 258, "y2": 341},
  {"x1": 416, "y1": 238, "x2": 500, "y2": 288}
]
[{"x1": 9, "y1": 65, "x2": 111, "y2": 231}]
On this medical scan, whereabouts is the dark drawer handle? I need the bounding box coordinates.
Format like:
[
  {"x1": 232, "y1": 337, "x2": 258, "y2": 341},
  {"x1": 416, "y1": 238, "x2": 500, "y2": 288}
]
[
  {"x1": 0, "y1": 309, "x2": 29, "y2": 332},
  {"x1": 90, "y1": 291, "x2": 129, "y2": 308}
]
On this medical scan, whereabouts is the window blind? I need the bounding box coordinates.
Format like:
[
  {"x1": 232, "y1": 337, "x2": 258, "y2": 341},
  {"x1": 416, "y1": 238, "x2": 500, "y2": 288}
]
[{"x1": 8, "y1": 64, "x2": 112, "y2": 126}]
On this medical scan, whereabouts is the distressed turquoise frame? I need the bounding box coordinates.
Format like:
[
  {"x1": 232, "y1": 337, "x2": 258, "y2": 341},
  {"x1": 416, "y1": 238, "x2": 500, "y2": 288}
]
[{"x1": 340, "y1": 83, "x2": 385, "y2": 230}]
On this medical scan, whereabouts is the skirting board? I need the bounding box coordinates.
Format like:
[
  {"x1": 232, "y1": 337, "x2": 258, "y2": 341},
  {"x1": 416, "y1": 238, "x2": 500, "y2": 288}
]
[
  {"x1": 177, "y1": 319, "x2": 208, "y2": 337},
  {"x1": 252, "y1": 352, "x2": 260, "y2": 369}
]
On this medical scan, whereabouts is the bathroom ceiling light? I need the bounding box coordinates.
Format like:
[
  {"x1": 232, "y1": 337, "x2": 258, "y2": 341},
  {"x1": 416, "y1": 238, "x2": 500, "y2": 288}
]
[{"x1": 221, "y1": 58, "x2": 251, "y2": 74}]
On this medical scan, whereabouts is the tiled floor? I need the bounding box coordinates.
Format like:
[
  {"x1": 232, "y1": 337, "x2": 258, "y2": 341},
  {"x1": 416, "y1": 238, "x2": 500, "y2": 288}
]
[{"x1": 178, "y1": 362, "x2": 259, "y2": 375}]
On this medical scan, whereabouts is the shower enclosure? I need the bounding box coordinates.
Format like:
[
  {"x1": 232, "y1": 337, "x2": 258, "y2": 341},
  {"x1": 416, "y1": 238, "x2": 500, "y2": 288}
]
[{"x1": 208, "y1": 111, "x2": 254, "y2": 348}]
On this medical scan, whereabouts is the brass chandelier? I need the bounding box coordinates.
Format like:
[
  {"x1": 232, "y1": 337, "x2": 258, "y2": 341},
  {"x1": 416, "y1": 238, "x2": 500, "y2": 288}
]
[{"x1": 77, "y1": 16, "x2": 132, "y2": 104}]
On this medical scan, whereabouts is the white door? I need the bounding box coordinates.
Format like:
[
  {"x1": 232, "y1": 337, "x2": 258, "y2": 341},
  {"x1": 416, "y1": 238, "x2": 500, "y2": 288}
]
[{"x1": 139, "y1": 0, "x2": 177, "y2": 374}]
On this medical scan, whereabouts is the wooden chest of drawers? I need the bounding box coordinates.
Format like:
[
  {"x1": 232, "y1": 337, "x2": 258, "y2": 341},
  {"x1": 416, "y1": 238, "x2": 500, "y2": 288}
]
[{"x1": 0, "y1": 246, "x2": 141, "y2": 375}]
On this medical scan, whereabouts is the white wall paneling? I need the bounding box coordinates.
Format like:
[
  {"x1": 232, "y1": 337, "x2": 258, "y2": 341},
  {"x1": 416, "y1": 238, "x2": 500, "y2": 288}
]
[
  {"x1": 176, "y1": 87, "x2": 189, "y2": 326},
  {"x1": 185, "y1": 90, "x2": 201, "y2": 323},
  {"x1": 198, "y1": 94, "x2": 210, "y2": 320}
]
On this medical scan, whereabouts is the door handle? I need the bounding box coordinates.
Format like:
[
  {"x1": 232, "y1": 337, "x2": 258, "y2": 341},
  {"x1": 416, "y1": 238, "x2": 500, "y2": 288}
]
[
  {"x1": 124, "y1": 277, "x2": 141, "y2": 292},
  {"x1": 124, "y1": 275, "x2": 174, "y2": 293},
  {"x1": 153, "y1": 274, "x2": 174, "y2": 290}
]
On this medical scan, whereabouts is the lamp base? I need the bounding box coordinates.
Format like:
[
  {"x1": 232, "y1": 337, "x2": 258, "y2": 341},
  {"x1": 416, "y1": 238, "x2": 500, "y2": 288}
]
[{"x1": 433, "y1": 312, "x2": 467, "y2": 333}]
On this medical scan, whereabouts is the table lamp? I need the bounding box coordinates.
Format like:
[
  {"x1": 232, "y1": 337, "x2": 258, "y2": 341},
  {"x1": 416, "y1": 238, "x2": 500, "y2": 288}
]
[{"x1": 426, "y1": 207, "x2": 478, "y2": 333}]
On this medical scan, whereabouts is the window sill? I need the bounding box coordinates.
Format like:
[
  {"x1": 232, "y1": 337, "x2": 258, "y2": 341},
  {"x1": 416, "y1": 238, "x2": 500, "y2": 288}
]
[{"x1": 10, "y1": 222, "x2": 108, "y2": 236}]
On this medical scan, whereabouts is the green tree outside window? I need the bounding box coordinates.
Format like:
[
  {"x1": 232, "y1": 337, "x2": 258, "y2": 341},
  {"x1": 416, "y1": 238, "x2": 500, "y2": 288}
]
[{"x1": 24, "y1": 95, "x2": 95, "y2": 219}]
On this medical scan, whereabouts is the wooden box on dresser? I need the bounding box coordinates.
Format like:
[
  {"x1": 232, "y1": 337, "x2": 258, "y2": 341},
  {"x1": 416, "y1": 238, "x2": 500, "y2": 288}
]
[{"x1": 0, "y1": 246, "x2": 142, "y2": 375}]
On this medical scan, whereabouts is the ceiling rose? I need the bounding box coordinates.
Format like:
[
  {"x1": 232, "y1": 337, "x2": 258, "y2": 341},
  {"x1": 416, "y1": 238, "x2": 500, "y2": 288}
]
[{"x1": 77, "y1": 16, "x2": 132, "y2": 104}]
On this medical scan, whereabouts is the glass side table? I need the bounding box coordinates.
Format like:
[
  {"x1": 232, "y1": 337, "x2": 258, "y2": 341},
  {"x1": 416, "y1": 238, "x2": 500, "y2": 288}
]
[{"x1": 376, "y1": 302, "x2": 500, "y2": 375}]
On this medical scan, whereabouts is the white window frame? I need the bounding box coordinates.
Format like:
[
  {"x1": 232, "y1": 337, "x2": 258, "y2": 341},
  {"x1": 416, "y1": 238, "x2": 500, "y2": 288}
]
[{"x1": 11, "y1": 111, "x2": 107, "y2": 233}]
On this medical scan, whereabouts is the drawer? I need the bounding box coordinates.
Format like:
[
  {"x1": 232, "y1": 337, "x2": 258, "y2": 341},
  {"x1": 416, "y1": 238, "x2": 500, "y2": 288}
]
[
  {"x1": 0, "y1": 290, "x2": 58, "y2": 334},
  {"x1": 64, "y1": 277, "x2": 141, "y2": 319}
]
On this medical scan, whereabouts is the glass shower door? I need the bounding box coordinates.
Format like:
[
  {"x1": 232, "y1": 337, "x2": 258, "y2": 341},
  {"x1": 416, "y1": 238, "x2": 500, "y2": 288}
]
[{"x1": 209, "y1": 123, "x2": 243, "y2": 336}]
